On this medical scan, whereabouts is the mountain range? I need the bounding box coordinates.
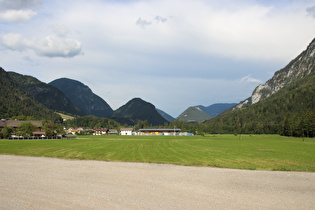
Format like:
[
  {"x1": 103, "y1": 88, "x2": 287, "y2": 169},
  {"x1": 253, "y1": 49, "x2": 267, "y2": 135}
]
[
  {"x1": 0, "y1": 68, "x2": 234, "y2": 124},
  {"x1": 8, "y1": 72, "x2": 83, "y2": 116},
  {"x1": 1, "y1": 37, "x2": 314, "y2": 130}
]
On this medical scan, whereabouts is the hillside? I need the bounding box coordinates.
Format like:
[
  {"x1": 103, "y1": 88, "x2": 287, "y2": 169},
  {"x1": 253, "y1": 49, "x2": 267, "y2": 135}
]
[
  {"x1": 198, "y1": 103, "x2": 237, "y2": 117},
  {"x1": 156, "y1": 109, "x2": 175, "y2": 122},
  {"x1": 204, "y1": 71, "x2": 315, "y2": 135},
  {"x1": 177, "y1": 106, "x2": 211, "y2": 123},
  {"x1": 235, "y1": 37, "x2": 315, "y2": 109},
  {"x1": 8, "y1": 72, "x2": 83, "y2": 116},
  {"x1": 0, "y1": 67, "x2": 62, "y2": 122},
  {"x1": 49, "y1": 78, "x2": 113, "y2": 118},
  {"x1": 112, "y1": 98, "x2": 168, "y2": 126}
]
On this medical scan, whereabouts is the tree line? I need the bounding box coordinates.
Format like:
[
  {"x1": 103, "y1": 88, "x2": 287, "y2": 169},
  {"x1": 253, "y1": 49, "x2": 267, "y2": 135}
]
[{"x1": 0, "y1": 120, "x2": 64, "y2": 139}]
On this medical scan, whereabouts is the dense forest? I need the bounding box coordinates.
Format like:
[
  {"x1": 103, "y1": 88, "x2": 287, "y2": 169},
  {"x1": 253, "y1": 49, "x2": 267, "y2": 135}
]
[{"x1": 0, "y1": 68, "x2": 62, "y2": 123}]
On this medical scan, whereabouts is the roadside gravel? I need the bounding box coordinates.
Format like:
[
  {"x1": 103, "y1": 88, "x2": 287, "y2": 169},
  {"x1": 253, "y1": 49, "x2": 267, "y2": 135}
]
[{"x1": 1, "y1": 155, "x2": 314, "y2": 209}]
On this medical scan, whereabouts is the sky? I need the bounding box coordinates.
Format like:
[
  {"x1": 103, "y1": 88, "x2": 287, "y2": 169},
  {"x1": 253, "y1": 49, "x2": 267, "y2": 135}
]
[{"x1": 1, "y1": 0, "x2": 315, "y2": 118}]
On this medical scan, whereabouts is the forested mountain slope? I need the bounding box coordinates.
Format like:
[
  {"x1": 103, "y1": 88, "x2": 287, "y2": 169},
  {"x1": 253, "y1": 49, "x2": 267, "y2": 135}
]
[
  {"x1": 49, "y1": 78, "x2": 113, "y2": 118},
  {"x1": 8, "y1": 72, "x2": 83, "y2": 116},
  {"x1": 156, "y1": 109, "x2": 175, "y2": 122},
  {"x1": 177, "y1": 106, "x2": 211, "y2": 123},
  {"x1": 204, "y1": 71, "x2": 315, "y2": 136},
  {"x1": 112, "y1": 98, "x2": 168, "y2": 126},
  {"x1": 0, "y1": 67, "x2": 62, "y2": 122},
  {"x1": 235, "y1": 38, "x2": 315, "y2": 109}
]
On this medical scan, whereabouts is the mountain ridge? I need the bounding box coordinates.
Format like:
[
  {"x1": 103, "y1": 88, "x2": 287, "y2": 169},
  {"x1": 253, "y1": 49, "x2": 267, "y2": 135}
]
[
  {"x1": 49, "y1": 78, "x2": 113, "y2": 118},
  {"x1": 0, "y1": 67, "x2": 62, "y2": 122},
  {"x1": 235, "y1": 38, "x2": 315, "y2": 109},
  {"x1": 156, "y1": 109, "x2": 175, "y2": 122},
  {"x1": 198, "y1": 103, "x2": 237, "y2": 117},
  {"x1": 112, "y1": 97, "x2": 168, "y2": 126},
  {"x1": 204, "y1": 70, "x2": 315, "y2": 135},
  {"x1": 7, "y1": 72, "x2": 83, "y2": 116},
  {"x1": 177, "y1": 106, "x2": 212, "y2": 123}
]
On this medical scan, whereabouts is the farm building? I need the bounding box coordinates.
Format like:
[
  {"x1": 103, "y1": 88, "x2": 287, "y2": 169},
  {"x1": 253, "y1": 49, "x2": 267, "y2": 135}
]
[
  {"x1": 0, "y1": 119, "x2": 43, "y2": 132},
  {"x1": 0, "y1": 120, "x2": 42, "y2": 130},
  {"x1": 0, "y1": 119, "x2": 45, "y2": 137},
  {"x1": 139, "y1": 128, "x2": 181, "y2": 136},
  {"x1": 93, "y1": 128, "x2": 109, "y2": 135},
  {"x1": 108, "y1": 129, "x2": 118, "y2": 135},
  {"x1": 120, "y1": 128, "x2": 133, "y2": 135}
]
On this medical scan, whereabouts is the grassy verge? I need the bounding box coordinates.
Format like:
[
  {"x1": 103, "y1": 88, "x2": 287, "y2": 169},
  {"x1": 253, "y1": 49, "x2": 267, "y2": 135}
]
[{"x1": 0, "y1": 135, "x2": 314, "y2": 172}]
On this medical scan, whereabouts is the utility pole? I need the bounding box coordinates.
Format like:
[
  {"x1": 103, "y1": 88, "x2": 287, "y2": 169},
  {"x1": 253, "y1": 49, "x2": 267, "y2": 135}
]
[{"x1": 174, "y1": 125, "x2": 175, "y2": 136}]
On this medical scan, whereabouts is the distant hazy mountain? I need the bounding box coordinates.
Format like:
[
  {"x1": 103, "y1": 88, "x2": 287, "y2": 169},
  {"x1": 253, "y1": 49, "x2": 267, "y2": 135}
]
[
  {"x1": 49, "y1": 78, "x2": 113, "y2": 118},
  {"x1": 177, "y1": 106, "x2": 212, "y2": 123},
  {"x1": 112, "y1": 98, "x2": 168, "y2": 126},
  {"x1": 8, "y1": 72, "x2": 83, "y2": 116},
  {"x1": 156, "y1": 109, "x2": 175, "y2": 122},
  {"x1": 198, "y1": 103, "x2": 237, "y2": 117},
  {"x1": 0, "y1": 67, "x2": 62, "y2": 122},
  {"x1": 235, "y1": 37, "x2": 315, "y2": 109}
]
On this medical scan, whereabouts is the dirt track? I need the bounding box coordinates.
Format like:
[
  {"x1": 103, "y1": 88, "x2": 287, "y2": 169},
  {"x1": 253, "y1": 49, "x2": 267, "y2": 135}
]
[{"x1": 0, "y1": 155, "x2": 314, "y2": 209}]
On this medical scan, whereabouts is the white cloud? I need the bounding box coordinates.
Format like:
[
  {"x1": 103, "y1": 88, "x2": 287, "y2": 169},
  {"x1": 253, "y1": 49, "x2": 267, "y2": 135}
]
[
  {"x1": 155, "y1": 16, "x2": 167, "y2": 23},
  {"x1": 59, "y1": 0, "x2": 315, "y2": 63},
  {"x1": 33, "y1": 36, "x2": 82, "y2": 57},
  {"x1": 0, "y1": 9, "x2": 37, "y2": 23},
  {"x1": 0, "y1": 33, "x2": 82, "y2": 58},
  {"x1": 0, "y1": 33, "x2": 28, "y2": 50},
  {"x1": 50, "y1": 25, "x2": 71, "y2": 37},
  {"x1": 136, "y1": 17, "x2": 152, "y2": 28},
  {"x1": 241, "y1": 75, "x2": 263, "y2": 84},
  {"x1": 306, "y1": 5, "x2": 315, "y2": 18},
  {"x1": 0, "y1": 0, "x2": 42, "y2": 10}
]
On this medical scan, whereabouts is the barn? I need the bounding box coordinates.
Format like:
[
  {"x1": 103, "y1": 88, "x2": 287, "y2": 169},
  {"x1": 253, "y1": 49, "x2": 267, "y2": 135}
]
[{"x1": 139, "y1": 128, "x2": 181, "y2": 136}]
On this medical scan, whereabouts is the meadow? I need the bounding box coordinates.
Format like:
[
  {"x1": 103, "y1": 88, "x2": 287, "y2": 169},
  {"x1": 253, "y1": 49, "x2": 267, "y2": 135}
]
[{"x1": 0, "y1": 135, "x2": 314, "y2": 172}]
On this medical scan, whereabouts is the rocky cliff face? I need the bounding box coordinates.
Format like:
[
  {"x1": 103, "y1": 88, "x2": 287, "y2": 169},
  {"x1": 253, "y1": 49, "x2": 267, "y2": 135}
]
[{"x1": 237, "y1": 38, "x2": 315, "y2": 109}]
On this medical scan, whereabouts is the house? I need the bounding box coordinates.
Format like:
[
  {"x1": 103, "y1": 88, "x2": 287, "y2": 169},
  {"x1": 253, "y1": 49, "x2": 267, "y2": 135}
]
[
  {"x1": 120, "y1": 128, "x2": 133, "y2": 135},
  {"x1": 32, "y1": 131, "x2": 46, "y2": 137},
  {"x1": 0, "y1": 119, "x2": 43, "y2": 132},
  {"x1": 71, "y1": 129, "x2": 79, "y2": 135},
  {"x1": 93, "y1": 128, "x2": 109, "y2": 135},
  {"x1": 0, "y1": 119, "x2": 45, "y2": 137},
  {"x1": 139, "y1": 128, "x2": 181, "y2": 136},
  {"x1": 108, "y1": 129, "x2": 118, "y2": 135}
]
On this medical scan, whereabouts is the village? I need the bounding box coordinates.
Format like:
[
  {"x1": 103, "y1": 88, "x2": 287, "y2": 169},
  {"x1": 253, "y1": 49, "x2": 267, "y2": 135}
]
[{"x1": 0, "y1": 119, "x2": 193, "y2": 139}]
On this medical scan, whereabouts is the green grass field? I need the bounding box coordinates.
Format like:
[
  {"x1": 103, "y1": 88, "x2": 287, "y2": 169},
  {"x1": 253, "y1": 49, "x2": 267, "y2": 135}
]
[{"x1": 0, "y1": 135, "x2": 314, "y2": 172}]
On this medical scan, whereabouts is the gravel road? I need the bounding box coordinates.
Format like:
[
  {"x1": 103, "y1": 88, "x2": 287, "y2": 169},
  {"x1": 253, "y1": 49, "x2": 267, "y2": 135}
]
[{"x1": 0, "y1": 155, "x2": 314, "y2": 209}]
